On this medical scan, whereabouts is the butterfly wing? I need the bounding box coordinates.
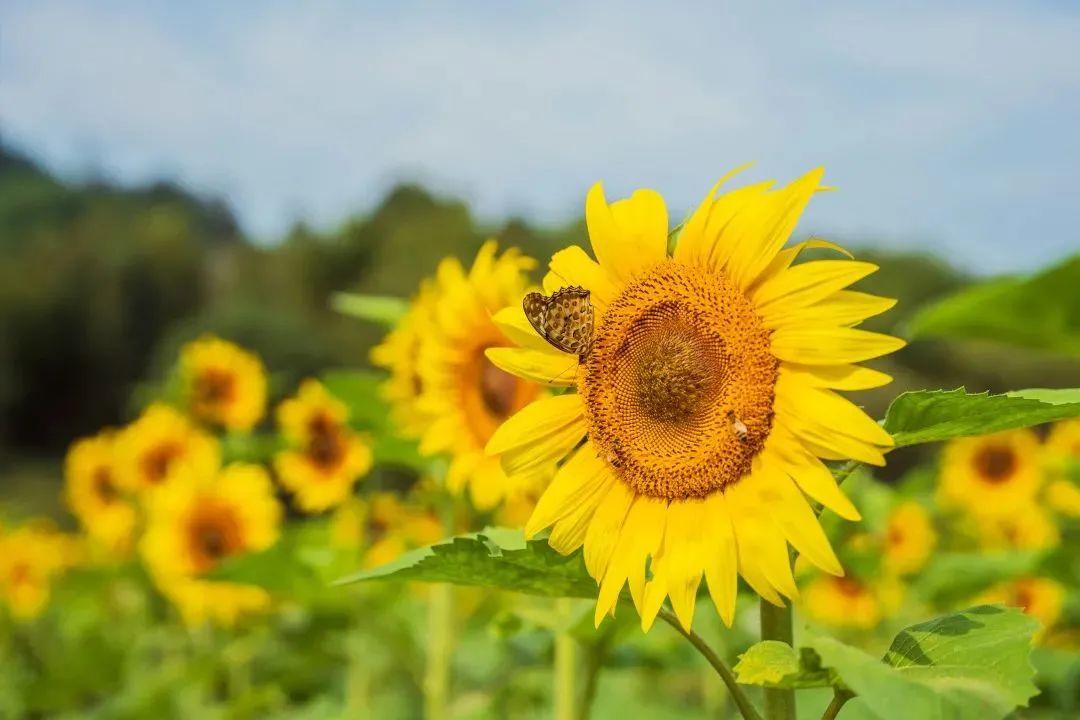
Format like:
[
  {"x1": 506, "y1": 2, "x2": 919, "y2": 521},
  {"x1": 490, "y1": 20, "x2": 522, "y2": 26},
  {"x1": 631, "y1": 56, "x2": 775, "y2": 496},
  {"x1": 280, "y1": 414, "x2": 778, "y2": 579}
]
[
  {"x1": 543, "y1": 288, "x2": 594, "y2": 357},
  {"x1": 522, "y1": 292, "x2": 549, "y2": 336}
]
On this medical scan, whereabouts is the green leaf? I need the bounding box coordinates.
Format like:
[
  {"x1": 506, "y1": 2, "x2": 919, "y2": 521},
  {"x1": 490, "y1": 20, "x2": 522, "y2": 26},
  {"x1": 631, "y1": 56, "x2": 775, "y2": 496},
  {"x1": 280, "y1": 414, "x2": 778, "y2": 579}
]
[
  {"x1": 913, "y1": 552, "x2": 1043, "y2": 606},
  {"x1": 734, "y1": 641, "x2": 832, "y2": 689},
  {"x1": 331, "y1": 292, "x2": 408, "y2": 326},
  {"x1": 908, "y1": 255, "x2": 1080, "y2": 355},
  {"x1": 335, "y1": 528, "x2": 597, "y2": 598},
  {"x1": 884, "y1": 387, "x2": 1080, "y2": 447},
  {"x1": 808, "y1": 605, "x2": 1039, "y2": 720}
]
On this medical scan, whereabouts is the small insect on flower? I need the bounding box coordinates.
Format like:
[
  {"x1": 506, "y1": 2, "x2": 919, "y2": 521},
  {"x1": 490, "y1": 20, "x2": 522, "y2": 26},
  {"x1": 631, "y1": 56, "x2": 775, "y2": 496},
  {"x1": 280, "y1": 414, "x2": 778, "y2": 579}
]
[
  {"x1": 523, "y1": 286, "x2": 595, "y2": 359},
  {"x1": 727, "y1": 410, "x2": 749, "y2": 443}
]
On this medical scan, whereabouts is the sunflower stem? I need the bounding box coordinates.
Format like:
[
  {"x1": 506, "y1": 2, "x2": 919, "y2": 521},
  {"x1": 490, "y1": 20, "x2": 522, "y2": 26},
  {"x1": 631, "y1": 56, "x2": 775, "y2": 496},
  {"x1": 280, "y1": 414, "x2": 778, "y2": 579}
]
[
  {"x1": 554, "y1": 598, "x2": 577, "y2": 720},
  {"x1": 424, "y1": 494, "x2": 456, "y2": 720},
  {"x1": 759, "y1": 601, "x2": 796, "y2": 720},
  {"x1": 820, "y1": 689, "x2": 853, "y2": 720},
  {"x1": 657, "y1": 608, "x2": 764, "y2": 720}
]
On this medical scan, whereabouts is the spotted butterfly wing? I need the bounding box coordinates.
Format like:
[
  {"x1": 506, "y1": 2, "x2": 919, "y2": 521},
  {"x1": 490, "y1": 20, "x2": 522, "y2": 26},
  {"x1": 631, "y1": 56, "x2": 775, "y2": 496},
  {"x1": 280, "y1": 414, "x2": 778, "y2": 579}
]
[{"x1": 523, "y1": 286, "x2": 594, "y2": 358}]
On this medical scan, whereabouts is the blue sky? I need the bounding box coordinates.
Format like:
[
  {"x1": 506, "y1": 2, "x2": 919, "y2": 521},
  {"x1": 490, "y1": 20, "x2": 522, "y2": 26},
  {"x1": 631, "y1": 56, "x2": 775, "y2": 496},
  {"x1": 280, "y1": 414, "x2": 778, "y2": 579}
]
[{"x1": 2, "y1": 0, "x2": 1078, "y2": 273}]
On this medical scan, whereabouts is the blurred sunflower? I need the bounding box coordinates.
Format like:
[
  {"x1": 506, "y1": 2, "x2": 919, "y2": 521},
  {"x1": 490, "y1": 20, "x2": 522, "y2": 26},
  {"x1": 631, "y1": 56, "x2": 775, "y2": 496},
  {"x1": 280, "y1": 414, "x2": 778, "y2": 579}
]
[
  {"x1": 65, "y1": 431, "x2": 137, "y2": 554},
  {"x1": 415, "y1": 241, "x2": 547, "y2": 510},
  {"x1": 974, "y1": 505, "x2": 1060, "y2": 551},
  {"x1": 882, "y1": 501, "x2": 936, "y2": 576},
  {"x1": 274, "y1": 380, "x2": 373, "y2": 513},
  {"x1": 141, "y1": 463, "x2": 281, "y2": 626},
  {"x1": 115, "y1": 403, "x2": 220, "y2": 495},
  {"x1": 938, "y1": 429, "x2": 1042, "y2": 518},
  {"x1": 486, "y1": 168, "x2": 902, "y2": 630},
  {"x1": 371, "y1": 281, "x2": 437, "y2": 438},
  {"x1": 0, "y1": 524, "x2": 71, "y2": 620},
  {"x1": 179, "y1": 335, "x2": 267, "y2": 431},
  {"x1": 802, "y1": 573, "x2": 903, "y2": 630},
  {"x1": 981, "y1": 577, "x2": 1064, "y2": 642},
  {"x1": 1044, "y1": 420, "x2": 1080, "y2": 517},
  {"x1": 330, "y1": 492, "x2": 443, "y2": 568}
]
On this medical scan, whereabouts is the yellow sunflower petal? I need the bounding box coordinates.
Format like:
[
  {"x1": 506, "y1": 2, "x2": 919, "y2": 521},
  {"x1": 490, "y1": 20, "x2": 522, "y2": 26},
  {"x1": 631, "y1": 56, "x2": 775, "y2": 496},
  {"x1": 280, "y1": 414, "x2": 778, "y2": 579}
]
[
  {"x1": 725, "y1": 168, "x2": 825, "y2": 290},
  {"x1": 500, "y1": 417, "x2": 587, "y2": 475},
  {"x1": 543, "y1": 245, "x2": 617, "y2": 311},
  {"x1": 777, "y1": 414, "x2": 887, "y2": 466},
  {"x1": 772, "y1": 437, "x2": 861, "y2": 520},
  {"x1": 726, "y1": 480, "x2": 798, "y2": 601},
  {"x1": 594, "y1": 496, "x2": 668, "y2": 626},
  {"x1": 583, "y1": 479, "x2": 635, "y2": 580},
  {"x1": 770, "y1": 327, "x2": 906, "y2": 365},
  {"x1": 753, "y1": 260, "x2": 879, "y2": 314},
  {"x1": 547, "y1": 469, "x2": 613, "y2": 554},
  {"x1": 653, "y1": 499, "x2": 709, "y2": 631},
  {"x1": 781, "y1": 363, "x2": 893, "y2": 391},
  {"x1": 525, "y1": 443, "x2": 614, "y2": 538},
  {"x1": 485, "y1": 347, "x2": 578, "y2": 386},
  {"x1": 699, "y1": 181, "x2": 777, "y2": 270},
  {"x1": 585, "y1": 184, "x2": 667, "y2": 283},
  {"x1": 486, "y1": 394, "x2": 585, "y2": 455},
  {"x1": 754, "y1": 463, "x2": 842, "y2": 575},
  {"x1": 673, "y1": 163, "x2": 755, "y2": 265},
  {"x1": 491, "y1": 305, "x2": 556, "y2": 352},
  {"x1": 751, "y1": 238, "x2": 853, "y2": 289},
  {"x1": 702, "y1": 492, "x2": 739, "y2": 627},
  {"x1": 776, "y1": 376, "x2": 894, "y2": 448}
]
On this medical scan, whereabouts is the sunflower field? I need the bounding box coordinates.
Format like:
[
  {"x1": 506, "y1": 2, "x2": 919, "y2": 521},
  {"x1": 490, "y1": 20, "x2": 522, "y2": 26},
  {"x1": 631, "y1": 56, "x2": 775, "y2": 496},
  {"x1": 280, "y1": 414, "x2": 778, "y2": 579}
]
[{"x1": 2, "y1": 152, "x2": 1080, "y2": 720}]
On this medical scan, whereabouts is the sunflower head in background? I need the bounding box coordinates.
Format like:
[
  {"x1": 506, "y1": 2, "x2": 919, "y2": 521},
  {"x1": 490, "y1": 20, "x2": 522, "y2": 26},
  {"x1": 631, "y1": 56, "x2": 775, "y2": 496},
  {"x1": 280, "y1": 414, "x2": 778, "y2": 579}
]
[
  {"x1": 371, "y1": 280, "x2": 438, "y2": 439},
  {"x1": 330, "y1": 492, "x2": 443, "y2": 569},
  {"x1": 980, "y1": 576, "x2": 1065, "y2": 643},
  {"x1": 274, "y1": 379, "x2": 373, "y2": 513},
  {"x1": 64, "y1": 430, "x2": 137, "y2": 555},
  {"x1": 938, "y1": 428, "x2": 1043, "y2": 517},
  {"x1": 0, "y1": 523, "x2": 73, "y2": 620},
  {"x1": 179, "y1": 335, "x2": 267, "y2": 432},
  {"x1": 115, "y1": 403, "x2": 221, "y2": 496},
  {"x1": 140, "y1": 463, "x2": 281, "y2": 627},
  {"x1": 412, "y1": 240, "x2": 550, "y2": 510},
  {"x1": 485, "y1": 167, "x2": 903, "y2": 630},
  {"x1": 802, "y1": 573, "x2": 902, "y2": 631},
  {"x1": 882, "y1": 500, "x2": 936, "y2": 576}
]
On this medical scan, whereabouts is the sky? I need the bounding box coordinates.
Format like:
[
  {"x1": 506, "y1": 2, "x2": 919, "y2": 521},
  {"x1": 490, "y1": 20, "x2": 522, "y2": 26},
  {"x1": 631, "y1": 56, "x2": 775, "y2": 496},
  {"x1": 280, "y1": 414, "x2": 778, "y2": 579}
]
[{"x1": 2, "y1": 0, "x2": 1078, "y2": 274}]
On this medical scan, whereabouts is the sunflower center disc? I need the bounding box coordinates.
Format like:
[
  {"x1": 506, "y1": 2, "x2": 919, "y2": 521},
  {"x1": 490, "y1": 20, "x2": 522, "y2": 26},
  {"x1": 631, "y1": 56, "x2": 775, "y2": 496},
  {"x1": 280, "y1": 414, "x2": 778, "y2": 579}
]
[
  {"x1": 973, "y1": 444, "x2": 1017, "y2": 483},
  {"x1": 581, "y1": 261, "x2": 778, "y2": 499}
]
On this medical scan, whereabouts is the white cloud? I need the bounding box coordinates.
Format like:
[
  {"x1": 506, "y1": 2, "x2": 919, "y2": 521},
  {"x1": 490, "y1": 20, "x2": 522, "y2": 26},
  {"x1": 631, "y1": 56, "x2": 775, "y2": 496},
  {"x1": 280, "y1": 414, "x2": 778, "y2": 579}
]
[{"x1": 1, "y1": 0, "x2": 1077, "y2": 272}]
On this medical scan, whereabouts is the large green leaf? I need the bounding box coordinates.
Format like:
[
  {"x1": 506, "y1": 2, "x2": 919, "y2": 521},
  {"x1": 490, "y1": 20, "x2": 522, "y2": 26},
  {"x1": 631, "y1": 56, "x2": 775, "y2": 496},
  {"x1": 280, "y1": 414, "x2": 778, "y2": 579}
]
[
  {"x1": 884, "y1": 388, "x2": 1080, "y2": 447},
  {"x1": 808, "y1": 605, "x2": 1039, "y2": 720},
  {"x1": 335, "y1": 528, "x2": 597, "y2": 598},
  {"x1": 907, "y1": 255, "x2": 1080, "y2": 355}
]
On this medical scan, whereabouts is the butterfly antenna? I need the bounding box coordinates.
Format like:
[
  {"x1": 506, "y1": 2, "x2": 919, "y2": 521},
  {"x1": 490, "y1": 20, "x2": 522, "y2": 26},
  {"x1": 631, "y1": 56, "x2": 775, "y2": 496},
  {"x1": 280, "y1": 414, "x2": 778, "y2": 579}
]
[{"x1": 548, "y1": 358, "x2": 578, "y2": 385}]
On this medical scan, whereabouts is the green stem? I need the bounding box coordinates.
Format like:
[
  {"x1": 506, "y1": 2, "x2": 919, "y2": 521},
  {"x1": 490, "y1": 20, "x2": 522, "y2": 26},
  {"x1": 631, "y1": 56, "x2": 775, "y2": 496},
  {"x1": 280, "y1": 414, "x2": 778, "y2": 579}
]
[
  {"x1": 424, "y1": 583, "x2": 453, "y2": 720},
  {"x1": 820, "y1": 690, "x2": 852, "y2": 720},
  {"x1": 759, "y1": 601, "x2": 796, "y2": 720},
  {"x1": 554, "y1": 598, "x2": 577, "y2": 720},
  {"x1": 657, "y1": 609, "x2": 764, "y2": 720}
]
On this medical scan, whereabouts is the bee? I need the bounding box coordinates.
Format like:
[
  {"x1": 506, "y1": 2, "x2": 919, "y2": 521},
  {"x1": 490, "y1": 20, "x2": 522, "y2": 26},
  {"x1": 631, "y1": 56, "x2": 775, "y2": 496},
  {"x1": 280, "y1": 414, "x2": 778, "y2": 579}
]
[{"x1": 728, "y1": 411, "x2": 749, "y2": 443}]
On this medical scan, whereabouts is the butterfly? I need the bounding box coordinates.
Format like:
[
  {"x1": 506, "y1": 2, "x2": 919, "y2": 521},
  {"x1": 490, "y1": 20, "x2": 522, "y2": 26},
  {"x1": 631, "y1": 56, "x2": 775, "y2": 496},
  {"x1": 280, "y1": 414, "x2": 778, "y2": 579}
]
[{"x1": 522, "y1": 286, "x2": 595, "y2": 359}]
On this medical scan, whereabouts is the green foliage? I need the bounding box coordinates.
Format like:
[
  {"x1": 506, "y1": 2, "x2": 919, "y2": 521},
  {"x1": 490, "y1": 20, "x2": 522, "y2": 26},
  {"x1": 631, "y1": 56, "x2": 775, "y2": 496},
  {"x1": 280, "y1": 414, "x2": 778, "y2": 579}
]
[
  {"x1": 913, "y1": 552, "x2": 1044, "y2": 607},
  {"x1": 734, "y1": 642, "x2": 833, "y2": 689},
  {"x1": 884, "y1": 387, "x2": 1080, "y2": 446},
  {"x1": 810, "y1": 605, "x2": 1039, "y2": 720},
  {"x1": 331, "y1": 292, "x2": 409, "y2": 326},
  {"x1": 337, "y1": 528, "x2": 598, "y2": 599},
  {"x1": 908, "y1": 255, "x2": 1080, "y2": 355},
  {"x1": 736, "y1": 607, "x2": 1039, "y2": 720}
]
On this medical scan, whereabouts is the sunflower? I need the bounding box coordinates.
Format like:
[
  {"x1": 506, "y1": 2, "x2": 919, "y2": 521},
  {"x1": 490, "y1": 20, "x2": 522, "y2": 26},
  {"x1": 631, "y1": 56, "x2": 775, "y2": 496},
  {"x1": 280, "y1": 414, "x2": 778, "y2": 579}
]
[
  {"x1": 140, "y1": 463, "x2": 281, "y2": 626},
  {"x1": 975, "y1": 505, "x2": 1060, "y2": 551},
  {"x1": 64, "y1": 431, "x2": 137, "y2": 554},
  {"x1": 938, "y1": 429, "x2": 1043, "y2": 517},
  {"x1": 981, "y1": 577, "x2": 1064, "y2": 642},
  {"x1": 415, "y1": 241, "x2": 548, "y2": 510},
  {"x1": 274, "y1": 380, "x2": 373, "y2": 513},
  {"x1": 485, "y1": 168, "x2": 903, "y2": 630},
  {"x1": 1046, "y1": 480, "x2": 1080, "y2": 517},
  {"x1": 1045, "y1": 419, "x2": 1080, "y2": 464},
  {"x1": 802, "y1": 573, "x2": 903, "y2": 630},
  {"x1": 882, "y1": 501, "x2": 936, "y2": 576},
  {"x1": 115, "y1": 403, "x2": 220, "y2": 495},
  {"x1": 0, "y1": 524, "x2": 70, "y2": 620},
  {"x1": 179, "y1": 335, "x2": 267, "y2": 431},
  {"x1": 371, "y1": 281, "x2": 438, "y2": 438},
  {"x1": 330, "y1": 492, "x2": 443, "y2": 567}
]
